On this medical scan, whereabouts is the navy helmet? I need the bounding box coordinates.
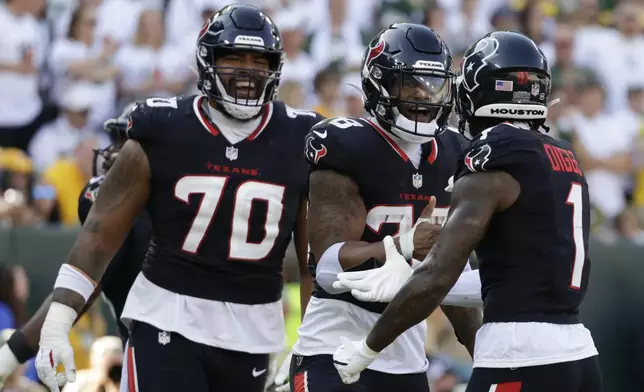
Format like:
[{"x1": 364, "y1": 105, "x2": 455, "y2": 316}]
[
  {"x1": 361, "y1": 23, "x2": 455, "y2": 144},
  {"x1": 196, "y1": 4, "x2": 284, "y2": 120},
  {"x1": 456, "y1": 31, "x2": 551, "y2": 138}
]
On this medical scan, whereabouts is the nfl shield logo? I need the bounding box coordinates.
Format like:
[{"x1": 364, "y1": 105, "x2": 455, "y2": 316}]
[
  {"x1": 225, "y1": 146, "x2": 238, "y2": 161},
  {"x1": 158, "y1": 331, "x2": 171, "y2": 345},
  {"x1": 412, "y1": 173, "x2": 423, "y2": 189},
  {"x1": 531, "y1": 82, "x2": 540, "y2": 97}
]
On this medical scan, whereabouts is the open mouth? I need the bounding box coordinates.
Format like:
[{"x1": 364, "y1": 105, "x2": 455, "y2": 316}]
[
  {"x1": 234, "y1": 80, "x2": 258, "y2": 100},
  {"x1": 404, "y1": 106, "x2": 434, "y2": 123}
]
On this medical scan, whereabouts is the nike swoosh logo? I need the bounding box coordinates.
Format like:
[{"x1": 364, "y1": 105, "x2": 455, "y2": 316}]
[
  {"x1": 252, "y1": 368, "x2": 267, "y2": 378},
  {"x1": 313, "y1": 130, "x2": 327, "y2": 138}
]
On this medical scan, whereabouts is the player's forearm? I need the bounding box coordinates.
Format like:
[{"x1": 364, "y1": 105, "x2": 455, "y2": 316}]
[
  {"x1": 10, "y1": 287, "x2": 102, "y2": 361},
  {"x1": 440, "y1": 305, "x2": 481, "y2": 357},
  {"x1": 337, "y1": 238, "x2": 400, "y2": 269},
  {"x1": 20, "y1": 294, "x2": 53, "y2": 351},
  {"x1": 365, "y1": 259, "x2": 460, "y2": 352}
]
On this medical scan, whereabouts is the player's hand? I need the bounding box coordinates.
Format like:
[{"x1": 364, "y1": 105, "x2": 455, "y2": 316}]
[
  {"x1": 36, "y1": 303, "x2": 78, "y2": 392},
  {"x1": 412, "y1": 197, "x2": 442, "y2": 260},
  {"x1": 333, "y1": 236, "x2": 412, "y2": 302},
  {"x1": 333, "y1": 337, "x2": 378, "y2": 384},
  {"x1": 395, "y1": 197, "x2": 442, "y2": 261},
  {"x1": 0, "y1": 332, "x2": 21, "y2": 389},
  {"x1": 271, "y1": 351, "x2": 292, "y2": 392}
]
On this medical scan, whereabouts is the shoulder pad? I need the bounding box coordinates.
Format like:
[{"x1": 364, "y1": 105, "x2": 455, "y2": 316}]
[
  {"x1": 455, "y1": 123, "x2": 539, "y2": 180},
  {"x1": 126, "y1": 96, "x2": 194, "y2": 141},
  {"x1": 304, "y1": 116, "x2": 364, "y2": 173}
]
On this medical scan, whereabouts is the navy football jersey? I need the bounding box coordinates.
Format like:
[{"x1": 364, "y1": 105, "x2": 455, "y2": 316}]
[
  {"x1": 305, "y1": 117, "x2": 467, "y2": 313},
  {"x1": 455, "y1": 123, "x2": 590, "y2": 324},
  {"x1": 127, "y1": 95, "x2": 323, "y2": 304},
  {"x1": 78, "y1": 176, "x2": 151, "y2": 342}
]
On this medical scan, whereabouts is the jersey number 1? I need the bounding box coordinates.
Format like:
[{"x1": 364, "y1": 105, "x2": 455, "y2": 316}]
[
  {"x1": 175, "y1": 176, "x2": 285, "y2": 260},
  {"x1": 566, "y1": 182, "x2": 585, "y2": 290}
]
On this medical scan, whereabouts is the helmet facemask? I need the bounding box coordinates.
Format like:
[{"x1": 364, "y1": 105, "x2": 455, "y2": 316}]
[
  {"x1": 367, "y1": 65, "x2": 454, "y2": 144},
  {"x1": 197, "y1": 45, "x2": 283, "y2": 120}
]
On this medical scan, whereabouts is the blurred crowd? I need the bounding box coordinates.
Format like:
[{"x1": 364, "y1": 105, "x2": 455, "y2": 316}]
[
  {"x1": 0, "y1": 0, "x2": 643, "y2": 390},
  {"x1": 1, "y1": 0, "x2": 643, "y2": 242}
]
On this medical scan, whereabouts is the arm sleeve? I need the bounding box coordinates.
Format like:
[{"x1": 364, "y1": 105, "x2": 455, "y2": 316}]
[
  {"x1": 304, "y1": 121, "x2": 352, "y2": 175},
  {"x1": 455, "y1": 127, "x2": 536, "y2": 181},
  {"x1": 441, "y1": 269, "x2": 482, "y2": 308},
  {"x1": 314, "y1": 243, "x2": 350, "y2": 294},
  {"x1": 125, "y1": 100, "x2": 158, "y2": 143}
]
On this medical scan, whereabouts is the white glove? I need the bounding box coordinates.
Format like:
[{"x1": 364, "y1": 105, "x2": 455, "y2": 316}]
[
  {"x1": 0, "y1": 342, "x2": 20, "y2": 389},
  {"x1": 333, "y1": 337, "x2": 378, "y2": 384},
  {"x1": 264, "y1": 353, "x2": 279, "y2": 391},
  {"x1": 36, "y1": 303, "x2": 78, "y2": 392},
  {"x1": 332, "y1": 236, "x2": 412, "y2": 302},
  {"x1": 272, "y1": 351, "x2": 292, "y2": 392}
]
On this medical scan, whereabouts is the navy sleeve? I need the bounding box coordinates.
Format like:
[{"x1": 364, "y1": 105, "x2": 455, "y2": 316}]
[
  {"x1": 125, "y1": 99, "x2": 164, "y2": 144},
  {"x1": 455, "y1": 125, "x2": 539, "y2": 181},
  {"x1": 304, "y1": 118, "x2": 357, "y2": 175}
]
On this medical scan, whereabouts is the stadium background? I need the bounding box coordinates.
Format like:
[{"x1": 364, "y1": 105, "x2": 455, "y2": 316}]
[{"x1": 0, "y1": 0, "x2": 643, "y2": 390}]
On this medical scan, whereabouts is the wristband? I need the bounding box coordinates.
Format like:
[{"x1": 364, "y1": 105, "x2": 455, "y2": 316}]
[
  {"x1": 397, "y1": 218, "x2": 432, "y2": 261},
  {"x1": 361, "y1": 340, "x2": 379, "y2": 358},
  {"x1": 54, "y1": 264, "x2": 96, "y2": 302},
  {"x1": 6, "y1": 330, "x2": 37, "y2": 363},
  {"x1": 398, "y1": 230, "x2": 414, "y2": 261}
]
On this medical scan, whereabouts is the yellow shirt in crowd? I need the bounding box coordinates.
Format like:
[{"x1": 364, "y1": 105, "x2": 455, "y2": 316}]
[{"x1": 43, "y1": 159, "x2": 89, "y2": 226}]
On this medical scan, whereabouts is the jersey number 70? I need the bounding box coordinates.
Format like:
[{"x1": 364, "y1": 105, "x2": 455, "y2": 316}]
[{"x1": 174, "y1": 175, "x2": 285, "y2": 260}]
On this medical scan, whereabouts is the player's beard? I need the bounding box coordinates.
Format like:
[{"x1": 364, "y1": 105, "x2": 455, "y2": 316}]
[{"x1": 220, "y1": 71, "x2": 268, "y2": 104}]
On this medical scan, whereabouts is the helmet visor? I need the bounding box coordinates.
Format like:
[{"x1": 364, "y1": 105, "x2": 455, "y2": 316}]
[{"x1": 385, "y1": 71, "x2": 453, "y2": 122}]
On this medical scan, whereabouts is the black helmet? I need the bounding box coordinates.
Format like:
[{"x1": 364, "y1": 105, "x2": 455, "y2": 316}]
[
  {"x1": 361, "y1": 23, "x2": 455, "y2": 144},
  {"x1": 456, "y1": 31, "x2": 551, "y2": 138},
  {"x1": 196, "y1": 4, "x2": 284, "y2": 120},
  {"x1": 92, "y1": 102, "x2": 137, "y2": 176}
]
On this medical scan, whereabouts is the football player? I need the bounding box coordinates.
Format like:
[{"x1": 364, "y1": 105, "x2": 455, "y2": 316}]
[
  {"x1": 286, "y1": 24, "x2": 482, "y2": 392},
  {"x1": 0, "y1": 103, "x2": 148, "y2": 387},
  {"x1": 33, "y1": 5, "x2": 321, "y2": 392},
  {"x1": 333, "y1": 31, "x2": 601, "y2": 392}
]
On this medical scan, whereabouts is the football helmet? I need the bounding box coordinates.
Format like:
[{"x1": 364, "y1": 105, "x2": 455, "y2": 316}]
[
  {"x1": 92, "y1": 102, "x2": 136, "y2": 176},
  {"x1": 361, "y1": 23, "x2": 455, "y2": 144},
  {"x1": 196, "y1": 4, "x2": 284, "y2": 120},
  {"x1": 456, "y1": 31, "x2": 551, "y2": 138}
]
